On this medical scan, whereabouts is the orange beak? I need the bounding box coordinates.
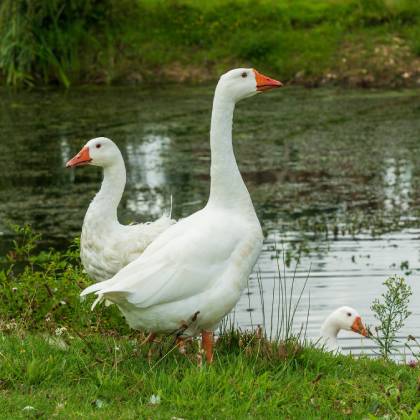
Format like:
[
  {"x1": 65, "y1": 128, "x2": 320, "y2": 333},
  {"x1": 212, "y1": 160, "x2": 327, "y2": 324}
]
[
  {"x1": 66, "y1": 146, "x2": 91, "y2": 168},
  {"x1": 351, "y1": 316, "x2": 368, "y2": 337},
  {"x1": 253, "y1": 69, "x2": 283, "y2": 92}
]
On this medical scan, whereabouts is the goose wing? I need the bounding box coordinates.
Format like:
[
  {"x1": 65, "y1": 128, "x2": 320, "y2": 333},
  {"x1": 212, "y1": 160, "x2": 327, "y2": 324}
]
[{"x1": 82, "y1": 211, "x2": 243, "y2": 309}]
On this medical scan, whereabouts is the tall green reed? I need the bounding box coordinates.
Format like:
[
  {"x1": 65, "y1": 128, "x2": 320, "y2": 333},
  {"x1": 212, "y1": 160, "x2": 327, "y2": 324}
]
[
  {"x1": 220, "y1": 246, "x2": 311, "y2": 346},
  {"x1": 0, "y1": 0, "x2": 137, "y2": 87}
]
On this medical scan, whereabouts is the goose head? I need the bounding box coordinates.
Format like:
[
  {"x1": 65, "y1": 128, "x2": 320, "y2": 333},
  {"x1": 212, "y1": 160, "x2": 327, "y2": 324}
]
[
  {"x1": 216, "y1": 68, "x2": 282, "y2": 102},
  {"x1": 66, "y1": 137, "x2": 122, "y2": 168},
  {"x1": 322, "y1": 306, "x2": 368, "y2": 338}
]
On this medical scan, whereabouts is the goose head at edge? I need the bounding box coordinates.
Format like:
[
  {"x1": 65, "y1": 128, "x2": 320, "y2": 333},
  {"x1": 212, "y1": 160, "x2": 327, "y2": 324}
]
[{"x1": 320, "y1": 306, "x2": 368, "y2": 351}]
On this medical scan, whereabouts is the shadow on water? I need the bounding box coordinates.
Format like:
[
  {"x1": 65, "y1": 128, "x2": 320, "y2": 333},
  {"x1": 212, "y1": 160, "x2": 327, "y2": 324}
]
[{"x1": 0, "y1": 85, "x2": 419, "y2": 352}]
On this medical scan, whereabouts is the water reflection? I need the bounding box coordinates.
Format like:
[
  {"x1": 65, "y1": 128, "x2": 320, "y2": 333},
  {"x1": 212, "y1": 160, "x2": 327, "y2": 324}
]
[
  {"x1": 59, "y1": 136, "x2": 72, "y2": 171},
  {"x1": 383, "y1": 157, "x2": 412, "y2": 212},
  {"x1": 238, "y1": 229, "x2": 420, "y2": 358},
  {"x1": 125, "y1": 133, "x2": 171, "y2": 217}
]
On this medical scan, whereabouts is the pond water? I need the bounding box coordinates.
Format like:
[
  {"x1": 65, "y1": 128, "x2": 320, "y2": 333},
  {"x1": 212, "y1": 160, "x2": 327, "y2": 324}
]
[{"x1": 0, "y1": 85, "x2": 419, "y2": 357}]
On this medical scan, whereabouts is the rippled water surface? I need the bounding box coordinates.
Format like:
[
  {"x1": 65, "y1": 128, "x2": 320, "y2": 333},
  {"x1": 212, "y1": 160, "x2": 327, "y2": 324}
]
[{"x1": 0, "y1": 86, "x2": 419, "y2": 356}]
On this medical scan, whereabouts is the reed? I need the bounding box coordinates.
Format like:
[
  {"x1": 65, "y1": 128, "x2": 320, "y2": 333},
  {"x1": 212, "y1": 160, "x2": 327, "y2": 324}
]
[
  {"x1": 219, "y1": 246, "x2": 311, "y2": 349},
  {"x1": 0, "y1": 0, "x2": 137, "y2": 87}
]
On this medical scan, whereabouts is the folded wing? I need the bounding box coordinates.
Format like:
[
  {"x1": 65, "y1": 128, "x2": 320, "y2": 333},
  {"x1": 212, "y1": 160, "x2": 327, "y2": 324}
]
[{"x1": 82, "y1": 213, "x2": 242, "y2": 309}]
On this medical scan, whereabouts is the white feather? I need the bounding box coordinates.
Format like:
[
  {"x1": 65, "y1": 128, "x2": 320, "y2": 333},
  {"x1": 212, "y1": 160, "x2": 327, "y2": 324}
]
[
  {"x1": 69, "y1": 137, "x2": 175, "y2": 283},
  {"x1": 80, "y1": 68, "x2": 273, "y2": 336}
]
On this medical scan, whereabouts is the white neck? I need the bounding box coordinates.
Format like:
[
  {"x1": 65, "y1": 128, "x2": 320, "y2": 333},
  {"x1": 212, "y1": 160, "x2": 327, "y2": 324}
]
[
  {"x1": 320, "y1": 317, "x2": 340, "y2": 350},
  {"x1": 207, "y1": 87, "x2": 253, "y2": 210},
  {"x1": 86, "y1": 156, "x2": 126, "y2": 224}
]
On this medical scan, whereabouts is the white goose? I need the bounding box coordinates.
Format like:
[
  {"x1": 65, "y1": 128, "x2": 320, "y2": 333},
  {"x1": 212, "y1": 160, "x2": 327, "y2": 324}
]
[
  {"x1": 319, "y1": 306, "x2": 368, "y2": 352},
  {"x1": 66, "y1": 137, "x2": 174, "y2": 282},
  {"x1": 81, "y1": 68, "x2": 282, "y2": 362}
]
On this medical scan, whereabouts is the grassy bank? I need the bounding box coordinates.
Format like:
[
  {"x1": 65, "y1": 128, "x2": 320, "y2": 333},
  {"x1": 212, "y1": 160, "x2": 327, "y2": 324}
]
[
  {"x1": 1, "y1": 228, "x2": 419, "y2": 417},
  {"x1": 0, "y1": 0, "x2": 419, "y2": 88},
  {"x1": 0, "y1": 330, "x2": 419, "y2": 418}
]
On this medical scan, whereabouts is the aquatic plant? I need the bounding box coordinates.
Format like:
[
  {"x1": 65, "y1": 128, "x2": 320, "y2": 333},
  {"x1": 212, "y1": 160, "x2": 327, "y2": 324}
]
[
  {"x1": 369, "y1": 275, "x2": 413, "y2": 359},
  {"x1": 262, "y1": 252, "x2": 310, "y2": 344},
  {"x1": 220, "y1": 246, "x2": 310, "y2": 355}
]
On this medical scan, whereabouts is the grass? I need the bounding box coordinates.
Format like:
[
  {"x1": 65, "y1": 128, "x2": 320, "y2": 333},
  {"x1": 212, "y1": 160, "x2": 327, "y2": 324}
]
[
  {"x1": 0, "y1": 0, "x2": 419, "y2": 87},
  {"x1": 0, "y1": 329, "x2": 419, "y2": 418}
]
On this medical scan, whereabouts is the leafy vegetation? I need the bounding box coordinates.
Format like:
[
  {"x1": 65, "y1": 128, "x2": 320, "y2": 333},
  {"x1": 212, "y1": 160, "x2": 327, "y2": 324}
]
[
  {"x1": 370, "y1": 275, "x2": 413, "y2": 359},
  {"x1": 0, "y1": 224, "x2": 129, "y2": 334},
  {"x1": 0, "y1": 0, "x2": 419, "y2": 87},
  {"x1": 0, "y1": 0, "x2": 138, "y2": 87}
]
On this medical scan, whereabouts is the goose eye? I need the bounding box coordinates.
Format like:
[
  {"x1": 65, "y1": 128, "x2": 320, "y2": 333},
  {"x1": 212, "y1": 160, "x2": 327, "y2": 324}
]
[
  {"x1": 347, "y1": 312, "x2": 352, "y2": 317},
  {"x1": 241, "y1": 72, "x2": 247, "y2": 78},
  {"x1": 96, "y1": 144, "x2": 101, "y2": 149}
]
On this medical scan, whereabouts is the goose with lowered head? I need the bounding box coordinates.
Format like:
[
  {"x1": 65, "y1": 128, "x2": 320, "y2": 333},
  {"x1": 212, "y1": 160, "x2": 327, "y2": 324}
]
[
  {"x1": 319, "y1": 306, "x2": 368, "y2": 352},
  {"x1": 66, "y1": 137, "x2": 174, "y2": 283},
  {"x1": 80, "y1": 68, "x2": 282, "y2": 363}
]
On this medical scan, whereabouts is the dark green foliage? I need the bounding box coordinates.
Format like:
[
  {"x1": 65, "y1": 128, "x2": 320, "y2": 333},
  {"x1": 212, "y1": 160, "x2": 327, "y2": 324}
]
[
  {"x1": 0, "y1": 0, "x2": 138, "y2": 87},
  {"x1": 0, "y1": 0, "x2": 419, "y2": 86},
  {"x1": 0, "y1": 224, "x2": 129, "y2": 333}
]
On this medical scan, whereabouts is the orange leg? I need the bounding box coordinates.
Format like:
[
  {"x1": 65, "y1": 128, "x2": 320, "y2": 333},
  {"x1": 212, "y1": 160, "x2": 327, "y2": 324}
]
[
  {"x1": 201, "y1": 330, "x2": 214, "y2": 364},
  {"x1": 176, "y1": 337, "x2": 186, "y2": 354},
  {"x1": 140, "y1": 332, "x2": 156, "y2": 346}
]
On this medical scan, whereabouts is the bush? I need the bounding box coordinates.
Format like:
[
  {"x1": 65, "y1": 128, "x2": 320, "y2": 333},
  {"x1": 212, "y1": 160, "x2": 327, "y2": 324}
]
[
  {"x1": 369, "y1": 275, "x2": 412, "y2": 359},
  {"x1": 0, "y1": 225, "x2": 129, "y2": 334}
]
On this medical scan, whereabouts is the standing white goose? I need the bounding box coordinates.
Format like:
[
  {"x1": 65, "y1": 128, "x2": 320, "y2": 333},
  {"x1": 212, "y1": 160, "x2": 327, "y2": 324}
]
[
  {"x1": 66, "y1": 137, "x2": 174, "y2": 282},
  {"x1": 319, "y1": 306, "x2": 368, "y2": 352},
  {"x1": 80, "y1": 68, "x2": 282, "y2": 362}
]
